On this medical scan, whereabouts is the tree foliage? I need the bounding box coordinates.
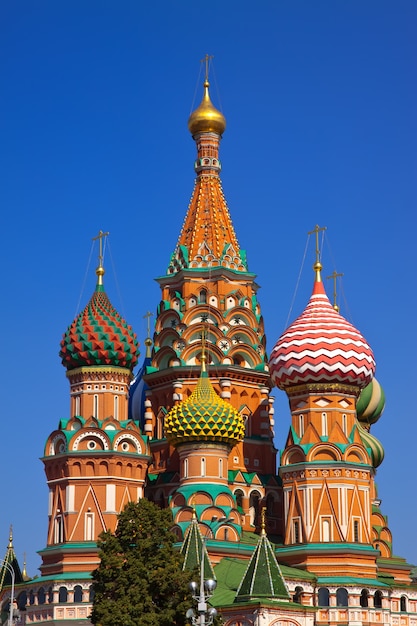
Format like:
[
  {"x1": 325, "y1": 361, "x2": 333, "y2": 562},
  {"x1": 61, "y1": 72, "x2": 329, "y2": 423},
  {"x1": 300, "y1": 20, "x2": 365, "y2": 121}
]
[{"x1": 91, "y1": 500, "x2": 193, "y2": 626}]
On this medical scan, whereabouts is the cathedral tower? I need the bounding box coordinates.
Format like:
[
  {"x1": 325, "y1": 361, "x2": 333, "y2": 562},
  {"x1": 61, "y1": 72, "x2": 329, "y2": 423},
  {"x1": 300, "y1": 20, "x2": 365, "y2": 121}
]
[{"x1": 131, "y1": 67, "x2": 281, "y2": 536}]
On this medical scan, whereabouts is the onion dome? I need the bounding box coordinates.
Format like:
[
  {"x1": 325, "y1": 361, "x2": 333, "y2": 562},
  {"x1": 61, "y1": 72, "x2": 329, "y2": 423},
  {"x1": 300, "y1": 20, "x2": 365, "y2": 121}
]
[
  {"x1": 269, "y1": 263, "x2": 376, "y2": 390},
  {"x1": 356, "y1": 378, "x2": 385, "y2": 427},
  {"x1": 164, "y1": 360, "x2": 244, "y2": 445},
  {"x1": 358, "y1": 424, "x2": 385, "y2": 468},
  {"x1": 188, "y1": 80, "x2": 226, "y2": 136},
  {"x1": 60, "y1": 264, "x2": 139, "y2": 371}
]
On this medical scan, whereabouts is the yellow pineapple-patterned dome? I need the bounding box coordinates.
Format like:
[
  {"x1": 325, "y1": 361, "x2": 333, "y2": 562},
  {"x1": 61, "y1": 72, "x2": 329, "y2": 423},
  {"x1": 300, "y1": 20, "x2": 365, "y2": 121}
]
[{"x1": 165, "y1": 366, "x2": 244, "y2": 445}]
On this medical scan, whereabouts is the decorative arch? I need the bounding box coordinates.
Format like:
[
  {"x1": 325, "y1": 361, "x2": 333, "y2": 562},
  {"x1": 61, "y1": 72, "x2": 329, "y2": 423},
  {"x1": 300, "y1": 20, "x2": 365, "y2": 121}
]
[{"x1": 307, "y1": 444, "x2": 342, "y2": 462}]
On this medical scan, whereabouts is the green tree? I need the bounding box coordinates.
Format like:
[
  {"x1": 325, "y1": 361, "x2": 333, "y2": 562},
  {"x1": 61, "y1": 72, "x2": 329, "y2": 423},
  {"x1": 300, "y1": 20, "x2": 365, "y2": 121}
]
[{"x1": 91, "y1": 499, "x2": 193, "y2": 626}]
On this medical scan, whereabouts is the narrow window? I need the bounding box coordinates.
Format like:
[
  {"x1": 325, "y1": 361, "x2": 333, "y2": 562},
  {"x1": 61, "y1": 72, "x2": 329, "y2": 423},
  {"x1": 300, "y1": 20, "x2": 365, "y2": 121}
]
[
  {"x1": 299, "y1": 414, "x2": 304, "y2": 436},
  {"x1": 353, "y1": 520, "x2": 360, "y2": 542},
  {"x1": 322, "y1": 412, "x2": 328, "y2": 436},
  {"x1": 85, "y1": 512, "x2": 94, "y2": 541},
  {"x1": 360, "y1": 589, "x2": 369, "y2": 608},
  {"x1": 322, "y1": 519, "x2": 330, "y2": 542},
  {"x1": 201, "y1": 457, "x2": 206, "y2": 477},
  {"x1": 400, "y1": 596, "x2": 407, "y2": 612},
  {"x1": 93, "y1": 394, "x2": 99, "y2": 418},
  {"x1": 75, "y1": 395, "x2": 80, "y2": 415},
  {"x1": 342, "y1": 413, "x2": 347, "y2": 434},
  {"x1": 183, "y1": 458, "x2": 188, "y2": 478},
  {"x1": 54, "y1": 514, "x2": 64, "y2": 544},
  {"x1": 114, "y1": 395, "x2": 119, "y2": 420},
  {"x1": 294, "y1": 520, "x2": 300, "y2": 543},
  {"x1": 58, "y1": 587, "x2": 68, "y2": 603},
  {"x1": 219, "y1": 458, "x2": 223, "y2": 478}
]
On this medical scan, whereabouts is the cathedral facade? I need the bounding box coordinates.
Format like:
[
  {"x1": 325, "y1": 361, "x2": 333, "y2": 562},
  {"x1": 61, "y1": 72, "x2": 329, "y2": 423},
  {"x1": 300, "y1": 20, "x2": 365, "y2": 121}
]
[{"x1": 1, "y1": 69, "x2": 416, "y2": 626}]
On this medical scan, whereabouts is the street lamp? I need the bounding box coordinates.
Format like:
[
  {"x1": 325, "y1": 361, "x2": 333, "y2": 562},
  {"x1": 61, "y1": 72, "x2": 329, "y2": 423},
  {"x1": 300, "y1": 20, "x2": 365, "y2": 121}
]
[
  {"x1": 0, "y1": 559, "x2": 16, "y2": 626},
  {"x1": 186, "y1": 541, "x2": 217, "y2": 626}
]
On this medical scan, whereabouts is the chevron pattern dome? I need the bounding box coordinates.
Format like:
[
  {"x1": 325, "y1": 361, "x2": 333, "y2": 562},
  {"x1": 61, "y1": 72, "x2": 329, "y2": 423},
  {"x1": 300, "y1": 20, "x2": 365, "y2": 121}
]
[
  {"x1": 60, "y1": 285, "x2": 139, "y2": 371},
  {"x1": 269, "y1": 278, "x2": 375, "y2": 390},
  {"x1": 164, "y1": 370, "x2": 244, "y2": 445}
]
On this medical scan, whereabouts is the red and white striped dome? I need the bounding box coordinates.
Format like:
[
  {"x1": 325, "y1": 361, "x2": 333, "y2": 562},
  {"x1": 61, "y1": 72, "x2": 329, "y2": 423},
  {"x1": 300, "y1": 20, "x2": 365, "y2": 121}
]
[{"x1": 269, "y1": 275, "x2": 375, "y2": 390}]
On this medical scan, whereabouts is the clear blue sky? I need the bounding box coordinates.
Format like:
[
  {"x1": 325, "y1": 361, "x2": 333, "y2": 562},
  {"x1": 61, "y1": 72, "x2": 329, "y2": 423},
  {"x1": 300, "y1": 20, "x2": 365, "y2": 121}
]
[{"x1": 1, "y1": 1, "x2": 416, "y2": 575}]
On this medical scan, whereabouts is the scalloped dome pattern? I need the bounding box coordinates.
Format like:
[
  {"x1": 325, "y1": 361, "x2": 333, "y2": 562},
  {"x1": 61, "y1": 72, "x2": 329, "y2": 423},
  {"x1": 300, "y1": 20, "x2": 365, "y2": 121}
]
[
  {"x1": 358, "y1": 424, "x2": 385, "y2": 468},
  {"x1": 164, "y1": 371, "x2": 244, "y2": 445},
  {"x1": 269, "y1": 280, "x2": 375, "y2": 389},
  {"x1": 60, "y1": 286, "x2": 139, "y2": 371}
]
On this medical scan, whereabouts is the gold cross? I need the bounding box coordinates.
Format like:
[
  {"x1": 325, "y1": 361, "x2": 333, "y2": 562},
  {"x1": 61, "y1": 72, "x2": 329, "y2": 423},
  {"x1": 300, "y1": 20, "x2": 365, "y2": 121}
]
[
  {"x1": 326, "y1": 270, "x2": 344, "y2": 311},
  {"x1": 92, "y1": 230, "x2": 110, "y2": 268},
  {"x1": 200, "y1": 54, "x2": 214, "y2": 82},
  {"x1": 307, "y1": 224, "x2": 326, "y2": 265},
  {"x1": 143, "y1": 311, "x2": 154, "y2": 340}
]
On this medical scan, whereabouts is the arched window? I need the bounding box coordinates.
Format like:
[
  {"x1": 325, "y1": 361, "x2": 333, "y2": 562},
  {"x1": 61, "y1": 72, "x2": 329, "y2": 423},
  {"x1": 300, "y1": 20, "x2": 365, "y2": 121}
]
[
  {"x1": 235, "y1": 489, "x2": 243, "y2": 510},
  {"x1": 400, "y1": 596, "x2": 407, "y2": 612},
  {"x1": 73, "y1": 586, "x2": 83, "y2": 603},
  {"x1": 342, "y1": 413, "x2": 347, "y2": 434},
  {"x1": 38, "y1": 588, "x2": 45, "y2": 605},
  {"x1": 85, "y1": 512, "x2": 94, "y2": 541},
  {"x1": 318, "y1": 587, "x2": 330, "y2": 607},
  {"x1": 374, "y1": 590, "x2": 383, "y2": 608},
  {"x1": 219, "y1": 458, "x2": 223, "y2": 478},
  {"x1": 54, "y1": 514, "x2": 64, "y2": 543},
  {"x1": 114, "y1": 395, "x2": 119, "y2": 420},
  {"x1": 299, "y1": 414, "x2": 304, "y2": 436},
  {"x1": 249, "y1": 491, "x2": 261, "y2": 527},
  {"x1": 183, "y1": 458, "x2": 188, "y2": 478},
  {"x1": 293, "y1": 586, "x2": 303, "y2": 603},
  {"x1": 48, "y1": 587, "x2": 53, "y2": 604},
  {"x1": 17, "y1": 592, "x2": 27, "y2": 610},
  {"x1": 360, "y1": 589, "x2": 369, "y2": 607},
  {"x1": 201, "y1": 457, "x2": 206, "y2": 477},
  {"x1": 58, "y1": 587, "x2": 68, "y2": 603},
  {"x1": 336, "y1": 587, "x2": 349, "y2": 607},
  {"x1": 322, "y1": 519, "x2": 330, "y2": 542},
  {"x1": 199, "y1": 290, "x2": 207, "y2": 303},
  {"x1": 89, "y1": 585, "x2": 95, "y2": 602},
  {"x1": 29, "y1": 591, "x2": 35, "y2": 605}
]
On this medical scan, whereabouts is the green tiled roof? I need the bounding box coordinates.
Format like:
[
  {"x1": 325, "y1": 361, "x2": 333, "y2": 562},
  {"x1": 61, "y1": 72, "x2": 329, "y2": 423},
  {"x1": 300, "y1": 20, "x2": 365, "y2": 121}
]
[
  {"x1": 235, "y1": 532, "x2": 290, "y2": 602},
  {"x1": 181, "y1": 517, "x2": 215, "y2": 579}
]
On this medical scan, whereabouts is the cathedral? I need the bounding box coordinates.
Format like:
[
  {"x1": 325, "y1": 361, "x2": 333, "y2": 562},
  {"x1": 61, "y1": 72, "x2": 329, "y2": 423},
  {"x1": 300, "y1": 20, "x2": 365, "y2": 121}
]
[{"x1": 1, "y1": 67, "x2": 416, "y2": 626}]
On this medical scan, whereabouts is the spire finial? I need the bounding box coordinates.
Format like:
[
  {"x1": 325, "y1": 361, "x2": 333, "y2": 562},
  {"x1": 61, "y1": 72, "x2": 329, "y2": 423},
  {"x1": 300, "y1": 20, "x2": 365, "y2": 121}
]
[
  {"x1": 8, "y1": 525, "x2": 13, "y2": 548},
  {"x1": 92, "y1": 230, "x2": 110, "y2": 286},
  {"x1": 308, "y1": 224, "x2": 326, "y2": 281},
  {"x1": 200, "y1": 53, "x2": 213, "y2": 84},
  {"x1": 200, "y1": 325, "x2": 208, "y2": 373},
  {"x1": 143, "y1": 311, "x2": 154, "y2": 358},
  {"x1": 261, "y1": 507, "x2": 267, "y2": 536},
  {"x1": 326, "y1": 270, "x2": 344, "y2": 312}
]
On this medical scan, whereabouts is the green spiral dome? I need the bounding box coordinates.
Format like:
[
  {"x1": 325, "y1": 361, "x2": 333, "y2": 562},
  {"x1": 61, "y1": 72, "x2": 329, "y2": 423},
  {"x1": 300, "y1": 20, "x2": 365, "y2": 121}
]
[
  {"x1": 165, "y1": 370, "x2": 244, "y2": 445},
  {"x1": 356, "y1": 378, "x2": 385, "y2": 426}
]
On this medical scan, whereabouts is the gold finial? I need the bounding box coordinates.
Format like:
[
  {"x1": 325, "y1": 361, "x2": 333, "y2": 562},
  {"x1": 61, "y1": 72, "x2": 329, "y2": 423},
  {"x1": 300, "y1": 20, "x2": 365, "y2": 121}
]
[
  {"x1": 143, "y1": 311, "x2": 154, "y2": 358},
  {"x1": 8, "y1": 525, "x2": 13, "y2": 548},
  {"x1": 261, "y1": 507, "x2": 267, "y2": 536},
  {"x1": 22, "y1": 553, "x2": 27, "y2": 579},
  {"x1": 200, "y1": 53, "x2": 214, "y2": 83},
  {"x1": 308, "y1": 224, "x2": 326, "y2": 281},
  {"x1": 92, "y1": 230, "x2": 110, "y2": 286},
  {"x1": 326, "y1": 270, "x2": 344, "y2": 312},
  {"x1": 200, "y1": 325, "x2": 208, "y2": 372}
]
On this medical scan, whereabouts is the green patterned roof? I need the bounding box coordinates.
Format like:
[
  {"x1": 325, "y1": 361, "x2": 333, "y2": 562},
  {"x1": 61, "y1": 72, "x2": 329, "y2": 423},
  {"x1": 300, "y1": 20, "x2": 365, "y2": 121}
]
[
  {"x1": 165, "y1": 367, "x2": 245, "y2": 445},
  {"x1": 60, "y1": 280, "x2": 139, "y2": 371},
  {"x1": 358, "y1": 424, "x2": 385, "y2": 468},
  {"x1": 235, "y1": 530, "x2": 290, "y2": 602},
  {"x1": 357, "y1": 378, "x2": 385, "y2": 426},
  {"x1": 181, "y1": 515, "x2": 215, "y2": 579}
]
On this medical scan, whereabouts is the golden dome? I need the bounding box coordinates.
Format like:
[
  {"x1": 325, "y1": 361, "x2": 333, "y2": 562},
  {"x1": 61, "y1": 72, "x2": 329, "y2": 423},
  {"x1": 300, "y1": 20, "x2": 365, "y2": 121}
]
[{"x1": 188, "y1": 80, "x2": 226, "y2": 136}]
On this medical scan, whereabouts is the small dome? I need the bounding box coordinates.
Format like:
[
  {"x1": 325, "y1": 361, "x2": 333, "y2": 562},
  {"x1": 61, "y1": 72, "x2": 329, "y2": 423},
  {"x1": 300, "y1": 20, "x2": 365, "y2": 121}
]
[
  {"x1": 358, "y1": 424, "x2": 385, "y2": 468},
  {"x1": 269, "y1": 274, "x2": 375, "y2": 390},
  {"x1": 356, "y1": 378, "x2": 385, "y2": 426},
  {"x1": 188, "y1": 80, "x2": 226, "y2": 136},
  {"x1": 60, "y1": 278, "x2": 139, "y2": 372},
  {"x1": 164, "y1": 368, "x2": 244, "y2": 445}
]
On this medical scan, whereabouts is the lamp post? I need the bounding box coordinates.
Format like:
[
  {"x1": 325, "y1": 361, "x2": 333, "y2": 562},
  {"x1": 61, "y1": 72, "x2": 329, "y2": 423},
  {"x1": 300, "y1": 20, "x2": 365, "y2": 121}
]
[
  {"x1": 0, "y1": 559, "x2": 16, "y2": 626},
  {"x1": 186, "y1": 540, "x2": 217, "y2": 626}
]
